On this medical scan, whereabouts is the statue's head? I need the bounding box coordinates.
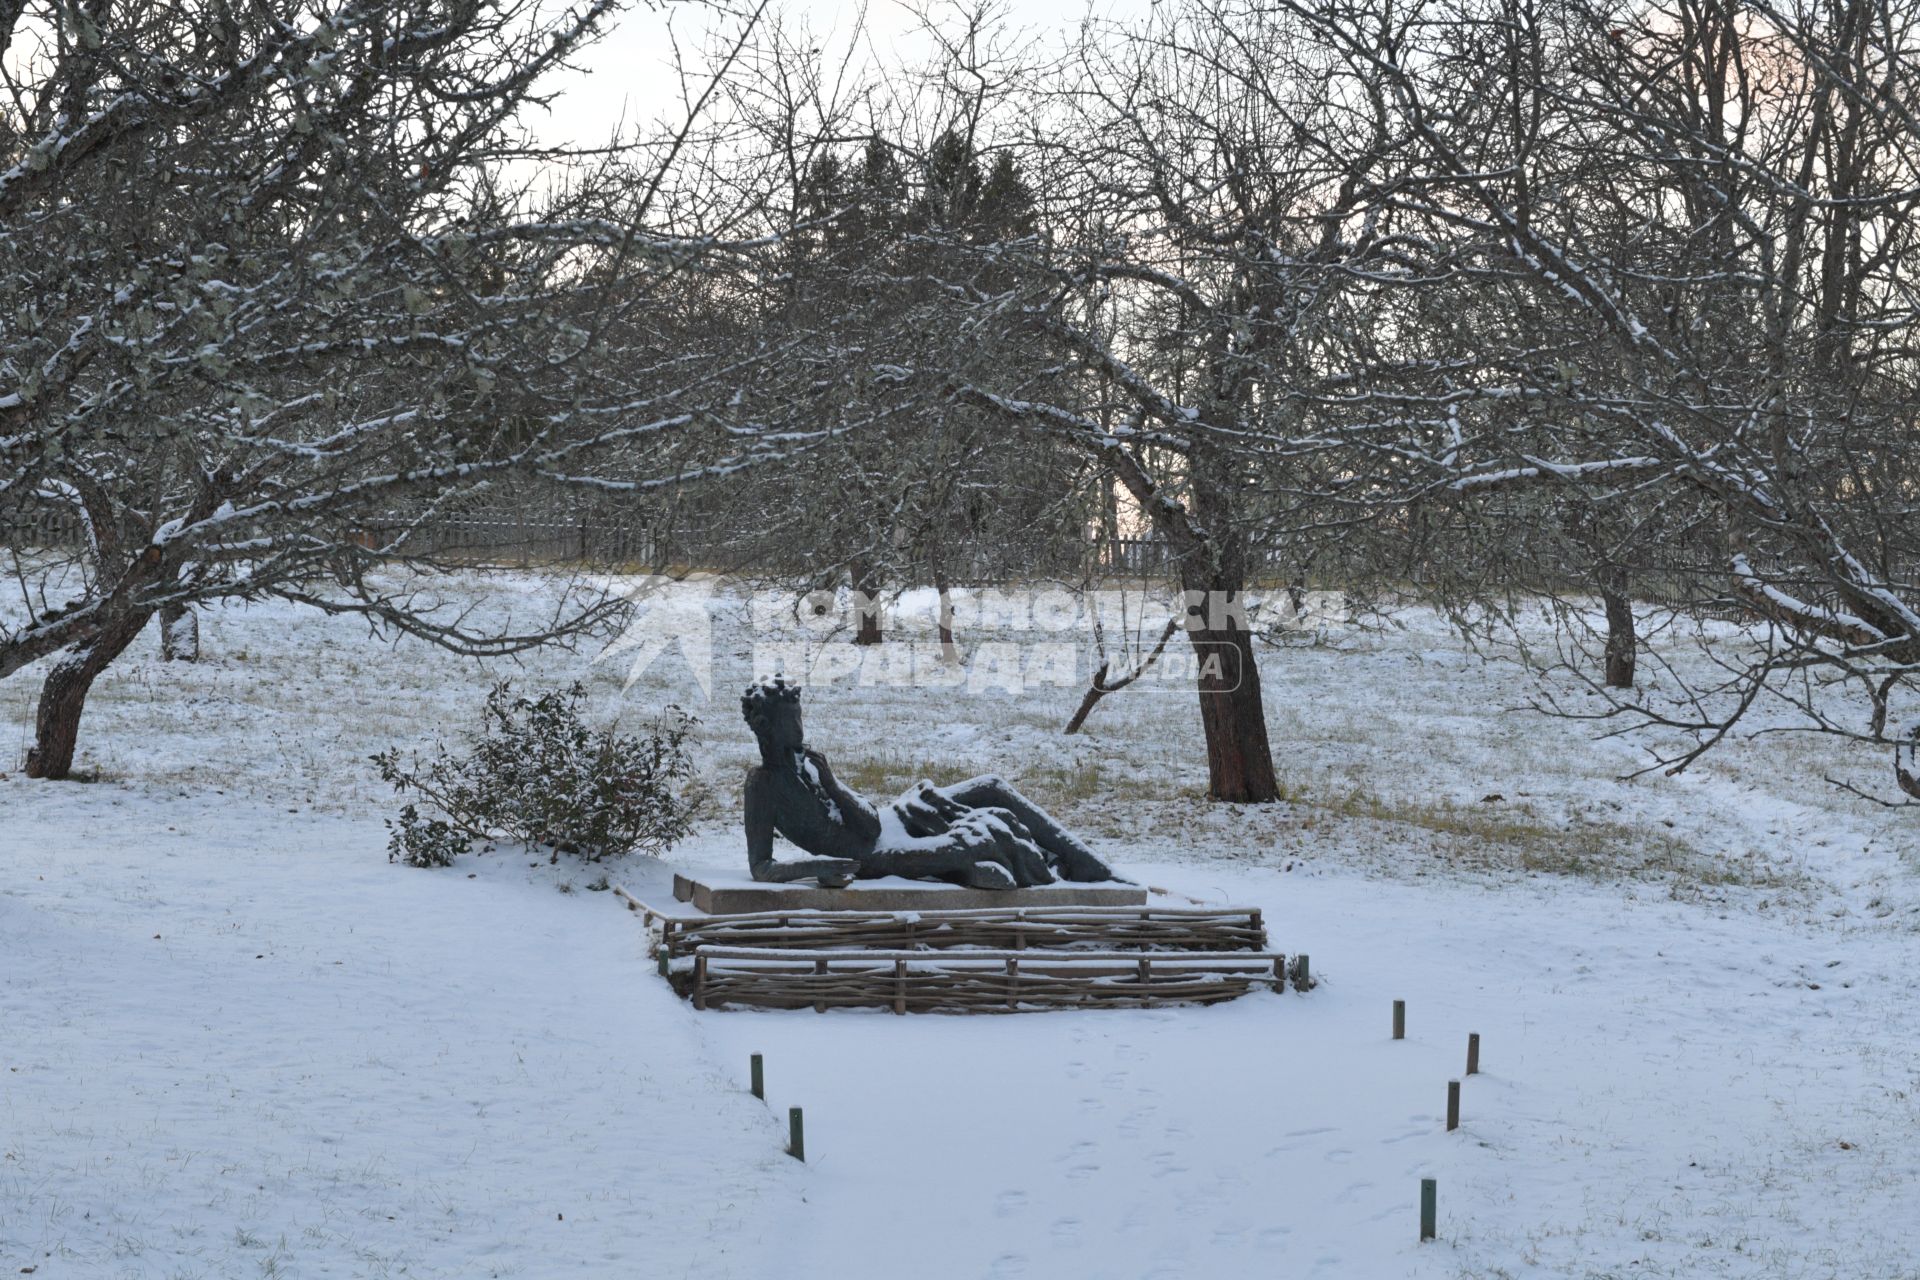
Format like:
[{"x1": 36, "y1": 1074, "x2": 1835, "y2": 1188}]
[{"x1": 741, "y1": 676, "x2": 804, "y2": 762}]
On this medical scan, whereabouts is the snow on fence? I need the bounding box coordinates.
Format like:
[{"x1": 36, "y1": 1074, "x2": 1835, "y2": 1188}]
[
  {"x1": 618, "y1": 891, "x2": 1301, "y2": 1013},
  {"x1": 673, "y1": 947, "x2": 1297, "y2": 1013},
  {"x1": 645, "y1": 903, "x2": 1268, "y2": 957}
]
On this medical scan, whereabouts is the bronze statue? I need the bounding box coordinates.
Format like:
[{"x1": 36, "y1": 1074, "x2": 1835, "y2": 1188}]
[{"x1": 741, "y1": 677, "x2": 1122, "y2": 889}]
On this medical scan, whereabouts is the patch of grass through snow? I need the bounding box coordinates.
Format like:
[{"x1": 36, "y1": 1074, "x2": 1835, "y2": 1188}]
[{"x1": 1289, "y1": 780, "x2": 1799, "y2": 891}]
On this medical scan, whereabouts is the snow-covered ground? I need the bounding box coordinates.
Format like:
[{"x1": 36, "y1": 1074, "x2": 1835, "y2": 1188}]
[{"x1": 3, "y1": 572, "x2": 1917, "y2": 1279}]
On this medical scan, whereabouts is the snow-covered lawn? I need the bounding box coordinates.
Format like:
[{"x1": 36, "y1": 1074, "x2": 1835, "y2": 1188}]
[{"x1": 3, "y1": 572, "x2": 1917, "y2": 1278}]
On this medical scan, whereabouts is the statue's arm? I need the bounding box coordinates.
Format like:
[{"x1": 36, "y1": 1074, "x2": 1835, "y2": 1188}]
[
  {"x1": 745, "y1": 766, "x2": 859, "y2": 886},
  {"x1": 745, "y1": 768, "x2": 779, "y2": 878},
  {"x1": 806, "y1": 749, "x2": 882, "y2": 843}
]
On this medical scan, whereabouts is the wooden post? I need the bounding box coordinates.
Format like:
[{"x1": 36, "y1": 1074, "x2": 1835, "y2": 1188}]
[
  {"x1": 1466, "y1": 1033, "x2": 1480, "y2": 1076},
  {"x1": 657, "y1": 947, "x2": 670, "y2": 978},
  {"x1": 1291, "y1": 954, "x2": 1311, "y2": 990},
  {"x1": 1006, "y1": 956, "x2": 1019, "y2": 1011},
  {"x1": 1138, "y1": 956, "x2": 1152, "y2": 1007},
  {"x1": 1393, "y1": 999, "x2": 1406, "y2": 1040},
  {"x1": 788, "y1": 1107, "x2": 805, "y2": 1162},
  {"x1": 1420, "y1": 1178, "x2": 1436, "y2": 1241},
  {"x1": 693, "y1": 954, "x2": 708, "y2": 1011},
  {"x1": 893, "y1": 959, "x2": 907, "y2": 1015},
  {"x1": 813, "y1": 957, "x2": 827, "y2": 1014},
  {"x1": 1446, "y1": 1080, "x2": 1460, "y2": 1132},
  {"x1": 1271, "y1": 954, "x2": 1287, "y2": 992},
  {"x1": 750, "y1": 1053, "x2": 764, "y2": 1100}
]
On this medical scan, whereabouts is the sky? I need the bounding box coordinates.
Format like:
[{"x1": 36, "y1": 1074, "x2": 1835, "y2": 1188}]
[{"x1": 532, "y1": 0, "x2": 1153, "y2": 150}]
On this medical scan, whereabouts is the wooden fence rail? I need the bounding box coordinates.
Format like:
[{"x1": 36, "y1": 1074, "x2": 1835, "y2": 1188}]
[
  {"x1": 618, "y1": 894, "x2": 1267, "y2": 957},
  {"x1": 673, "y1": 947, "x2": 1293, "y2": 1013}
]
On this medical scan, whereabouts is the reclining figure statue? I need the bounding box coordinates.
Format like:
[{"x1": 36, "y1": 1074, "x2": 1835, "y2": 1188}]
[{"x1": 741, "y1": 677, "x2": 1122, "y2": 890}]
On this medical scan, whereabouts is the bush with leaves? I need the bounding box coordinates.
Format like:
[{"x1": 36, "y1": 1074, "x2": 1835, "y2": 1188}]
[{"x1": 373, "y1": 683, "x2": 700, "y2": 868}]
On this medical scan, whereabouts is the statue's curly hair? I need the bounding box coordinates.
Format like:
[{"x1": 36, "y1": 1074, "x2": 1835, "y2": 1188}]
[{"x1": 741, "y1": 676, "x2": 802, "y2": 733}]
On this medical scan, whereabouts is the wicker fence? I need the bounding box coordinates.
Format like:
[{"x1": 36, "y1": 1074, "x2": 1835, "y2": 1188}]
[
  {"x1": 619, "y1": 890, "x2": 1306, "y2": 1014},
  {"x1": 649, "y1": 903, "x2": 1267, "y2": 958},
  {"x1": 675, "y1": 947, "x2": 1299, "y2": 1013}
]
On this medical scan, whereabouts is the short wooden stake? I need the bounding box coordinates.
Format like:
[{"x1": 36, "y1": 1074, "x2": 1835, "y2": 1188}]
[
  {"x1": 1466, "y1": 1032, "x2": 1480, "y2": 1076},
  {"x1": 656, "y1": 947, "x2": 669, "y2": 978},
  {"x1": 1446, "y1": 1079, "x2": 1460, "y2": 1132},
  {"x1": 1392, "y1": 999, "x2": 1406, "y2": 1040},
  {"x1": 1271, "y1": 954, "x2": 1287, "y2": 992},
  {"x1": 813, "y1": 957, "x2": 827, "y2": 1014},
  {"x1": 693, "y1": 953, "x2": 708, "y2": 1011},
  {"x1": 788, "y1": 1107, "x2": 805, "y2": 1162},
  {"x1": 1291, "y1": 954, "x2": 1310, "y2": 990},
  {"x1": 1419, "y1": 1178, "x2": 1437, "y2": 1241},
  {"x1": 750, "y1": 1053, "x2": 764, "y2": 1100},
  {"x1": 892, "y1": 958, "x2": 907, "y2": 1015}
]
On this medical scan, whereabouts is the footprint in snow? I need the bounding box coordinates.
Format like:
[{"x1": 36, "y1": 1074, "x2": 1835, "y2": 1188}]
[
  {"x1": 1149, "y1": 1149, "x2": 1190, "y2": 1178},
  {"x1": 1285, "y1": 1125, "x2": 1337, "y2": 1140}
]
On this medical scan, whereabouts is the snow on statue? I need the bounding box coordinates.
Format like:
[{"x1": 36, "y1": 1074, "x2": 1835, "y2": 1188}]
[{"x1": 740, "y1": 677, "x2": 1124, "y2": 889}]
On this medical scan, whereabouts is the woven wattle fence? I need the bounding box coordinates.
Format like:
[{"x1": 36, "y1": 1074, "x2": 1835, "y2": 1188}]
[
  {"x1": 615, "y1": 888, "x2": 1308, "y2": 1014},
  {"x1": 630, "y1": 899, "x2": 1266, "y2": 959},
  {"x1": 674, "y1": 948, "x2": 1298, "y2": 1013}
]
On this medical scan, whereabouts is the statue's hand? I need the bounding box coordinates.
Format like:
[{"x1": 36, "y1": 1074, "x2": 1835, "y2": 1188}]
[
  {"x1": 814, "y1": 856, "x2": 858, "y2": 888},
  {"x1": 919, "y1": 783, "x2": 967, "y2": 823},
  {"x1": 802, "y1": 747, "x2": 831, "y2": 777}
]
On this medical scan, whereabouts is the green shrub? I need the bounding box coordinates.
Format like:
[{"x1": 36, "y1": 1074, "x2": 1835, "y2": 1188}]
[{"x1": 373, "y1": 682, "x2": 699, "y2": 867}]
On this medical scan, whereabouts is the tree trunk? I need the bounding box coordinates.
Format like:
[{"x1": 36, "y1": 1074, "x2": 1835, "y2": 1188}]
[
  {"x1": 1599, "y1": 568, "x2": 1636, "y2": 689},
  {"x1": 1189, "y1": 617, "x2": 1281, "y2": 802},
  {"x1": 934, "y1": 568, "x2": 957, "y2": 661},
  {"x1": 1896, "y1": 739, "x2": 1920, "y2": 803},
  {"x1": 850, "y1": 555, "x2": 884, "y2": 645},
  {"x1": 25, "y1": 611, "x2": 152, "y2": 780},
  {"x1": 159, "y1": 604, "x2": 200, "y2": 662},
  {"x1": 1117, "y1": 433, "x2": 1278, "y2": 799},
  {"x1": 1178, "y1": 403, "x2": 1279, "y2": 803}
]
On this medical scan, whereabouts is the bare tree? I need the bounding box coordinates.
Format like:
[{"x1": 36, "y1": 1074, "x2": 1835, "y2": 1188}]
[
  {"x1": 0, "y1": 0, "x2": 785, "y2": 778},
  {"x1": 932, "y1": 1, "x2": 1411, "y2": 801},
  {"x1": 1296, "y1": 0, "x2": 1920, "y2": 801}
]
